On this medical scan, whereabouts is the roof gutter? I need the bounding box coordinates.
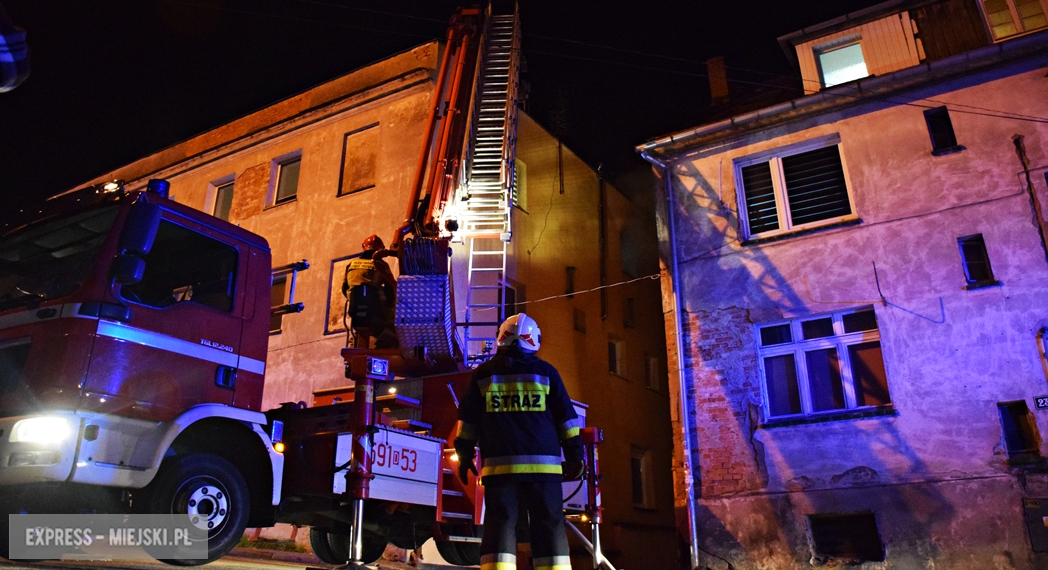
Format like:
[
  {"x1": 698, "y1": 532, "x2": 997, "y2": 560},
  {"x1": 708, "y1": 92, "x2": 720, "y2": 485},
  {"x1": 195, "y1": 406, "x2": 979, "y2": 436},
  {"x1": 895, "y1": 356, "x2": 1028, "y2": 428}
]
[
  {"x1": 639, "y1": 150, "x2": 701, "y2": 570},
  {"x1": 637, "y1": 28, "x2": 1048, "y2": 160}
]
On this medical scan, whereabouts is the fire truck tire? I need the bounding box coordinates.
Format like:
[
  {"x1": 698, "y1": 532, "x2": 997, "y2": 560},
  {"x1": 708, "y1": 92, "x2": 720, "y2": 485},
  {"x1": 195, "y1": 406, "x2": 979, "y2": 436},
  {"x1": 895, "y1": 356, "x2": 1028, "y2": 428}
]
[
  {"x1": 308, "y1": 528, "x2": 342, "y2": 564},
  {"x1": 327, "y1": 530, "x2": 385, "y2": 564},
  {"x1": 144, "y1": 453, "x2": 250, "y2": 566}
]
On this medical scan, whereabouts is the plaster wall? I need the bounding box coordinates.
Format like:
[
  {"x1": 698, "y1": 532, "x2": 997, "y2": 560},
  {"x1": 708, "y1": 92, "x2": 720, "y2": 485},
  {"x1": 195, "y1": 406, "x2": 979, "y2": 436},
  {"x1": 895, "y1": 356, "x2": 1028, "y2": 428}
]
[{"x1": 660, "y1": 61, "x2": 1048, "y2": 568}]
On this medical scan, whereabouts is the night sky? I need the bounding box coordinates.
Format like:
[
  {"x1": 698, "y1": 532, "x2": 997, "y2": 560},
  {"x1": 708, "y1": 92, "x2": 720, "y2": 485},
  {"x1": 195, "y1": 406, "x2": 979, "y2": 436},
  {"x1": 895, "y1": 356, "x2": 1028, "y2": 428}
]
[{"x1": 0, "y1": 0, "x2": 886, "y2": 217}]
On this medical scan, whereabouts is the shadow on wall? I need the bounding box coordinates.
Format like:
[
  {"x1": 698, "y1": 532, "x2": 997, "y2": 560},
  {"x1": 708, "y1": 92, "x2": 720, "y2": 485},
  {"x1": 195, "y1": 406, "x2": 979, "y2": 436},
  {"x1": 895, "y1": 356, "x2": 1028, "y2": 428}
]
[{"x1": 669, "y1": 161, "x2": 953, "y2": 568}]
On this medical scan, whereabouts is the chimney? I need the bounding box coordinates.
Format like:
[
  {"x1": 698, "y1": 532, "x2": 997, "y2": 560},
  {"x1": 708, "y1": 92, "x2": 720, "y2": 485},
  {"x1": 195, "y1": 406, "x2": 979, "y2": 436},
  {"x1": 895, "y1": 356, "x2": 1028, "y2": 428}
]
[{"x1": 707, "y1": 56, "x2": 729, "y2": 105}]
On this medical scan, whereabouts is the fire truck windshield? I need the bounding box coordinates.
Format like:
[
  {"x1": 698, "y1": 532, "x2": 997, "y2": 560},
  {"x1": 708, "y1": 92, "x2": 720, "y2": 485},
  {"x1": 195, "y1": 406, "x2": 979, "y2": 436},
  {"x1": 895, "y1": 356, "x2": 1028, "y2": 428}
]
[{"x1": 0, "y1": 206, "x2": 119, "y2": 310}]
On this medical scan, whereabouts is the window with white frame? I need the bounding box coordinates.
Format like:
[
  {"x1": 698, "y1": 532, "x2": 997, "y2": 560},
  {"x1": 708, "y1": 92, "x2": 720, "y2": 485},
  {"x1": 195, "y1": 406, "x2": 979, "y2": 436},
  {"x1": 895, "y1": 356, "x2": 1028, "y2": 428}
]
[
  {"x1": 980, "y1": 0, "x2": 1047, "y2": 40},
  {"x1": 735, "y1": 135, "x2": 855, "y2": 240},
  {"x1": 272, "y1": 154, "x2": 301, "y2": 205},
  {"x1": 608, "y1": 339, "x2": 624, "y2": 376},
  {"x1": 211, "y1": 180, "x2": 234, "y2": 221},
  {"x1": 817, "y1": 42, "x2": 868, "y2": 88},
  {"x1": 757, "y1": 307, "x2": 890, "y2": 420}
]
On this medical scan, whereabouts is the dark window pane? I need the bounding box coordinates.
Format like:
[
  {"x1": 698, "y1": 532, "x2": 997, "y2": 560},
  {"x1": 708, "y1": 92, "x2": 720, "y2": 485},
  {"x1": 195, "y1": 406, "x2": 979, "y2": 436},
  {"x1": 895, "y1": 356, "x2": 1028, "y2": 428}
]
[
  {"x1": 958, "y1": 234, "x2": 994, "y2": 285},
  {"x1": 849, "y1": 342, "x2": 891, "y2": 406},
  {"x1": 998, "y1": 401, "x2": 1039, "y2": 454},
  {"x1": 741, "y1": 162, "x2": 779, "y2": 234},
  {"x1": 843, "y1": 310, "x2": 878, "y2": 333},
  {"x1": 124, "y1": 220, "x2": 238, "y2": 312},
  {"x1": 802, "y1": 318, "x2": 835, "y2": 339},
  {"x1": 760, "y1": 324, "x2": 792, "y2": 346},
  {"x1": 214, "y1": 182, "x2": 234, "y2": 221},
  {"x1": 924, "y1": 107, "x2": 958, "y2": 153},
  {"x1": 276, "y1": 158, "x2": 300, "y2": 203},
  {"x1": 631, "y1": 456, "x2": 644, "y2": 504},
  {"x1": 765, "y1": 354, "x2": 801, "y2": 416},
  {"x1": 809, "y1": 513, "x2": 885, "y2": 562},
  {"x1": 806, "y1": 348, "x2": 845, "y2": 411},
  {"x1": 782, "y1": 146, "x2": 851, "y2": 226},
  {"x1": 270, "y1": 276, "x2": 287, "y2": 333}
]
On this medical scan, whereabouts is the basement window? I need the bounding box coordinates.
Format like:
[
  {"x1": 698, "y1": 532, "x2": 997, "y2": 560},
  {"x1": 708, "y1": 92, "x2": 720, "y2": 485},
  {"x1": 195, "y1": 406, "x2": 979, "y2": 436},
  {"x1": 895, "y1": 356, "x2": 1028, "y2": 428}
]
[
  {"x1": 998, "y1": 401, "x2": 1041, "y2": 462},
  {"x1": 924, "y1": 107, "x2": 964, "y2": 155},
  {"x1": 809, "y1": 512, "x2": 885, "y2": 563},
  {"x1": 958, "y1": 234, "x2": 1000, "y2": 289}
]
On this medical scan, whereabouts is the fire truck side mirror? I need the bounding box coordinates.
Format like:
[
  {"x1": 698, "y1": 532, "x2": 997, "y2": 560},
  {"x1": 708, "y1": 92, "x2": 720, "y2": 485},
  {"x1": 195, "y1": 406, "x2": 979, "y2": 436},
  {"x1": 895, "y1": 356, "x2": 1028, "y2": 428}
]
[
  {"x1": 120, "y1": 201, "x2": 161, "y2": 256},
  {"x1": 110, "y1": 254, "x2": 145, "y2": 285}
]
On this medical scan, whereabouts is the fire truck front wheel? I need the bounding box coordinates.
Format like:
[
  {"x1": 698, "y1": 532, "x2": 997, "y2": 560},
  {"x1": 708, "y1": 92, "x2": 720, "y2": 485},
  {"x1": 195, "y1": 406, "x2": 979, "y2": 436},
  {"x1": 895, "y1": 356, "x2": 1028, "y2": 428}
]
[{"x1": 143, "y1": 453, "x2": 250, "y2": 566}]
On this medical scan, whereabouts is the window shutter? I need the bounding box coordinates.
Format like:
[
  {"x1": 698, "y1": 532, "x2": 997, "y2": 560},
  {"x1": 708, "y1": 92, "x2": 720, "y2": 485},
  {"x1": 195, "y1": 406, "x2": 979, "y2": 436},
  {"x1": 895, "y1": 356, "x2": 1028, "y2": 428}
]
[
  {"x1": 741, "y1": 162, "x2": 779, "y2": 234},
  {"x1": 782, "y1": 145, "x2": 851, "y2": 226}
]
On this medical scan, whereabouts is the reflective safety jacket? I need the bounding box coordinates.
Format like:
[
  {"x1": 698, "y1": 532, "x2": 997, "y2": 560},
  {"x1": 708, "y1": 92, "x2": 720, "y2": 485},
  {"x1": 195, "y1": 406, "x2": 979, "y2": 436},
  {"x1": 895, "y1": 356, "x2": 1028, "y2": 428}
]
[{"x1": 456, "y1": 348, "x2": 583, "y2": 482}]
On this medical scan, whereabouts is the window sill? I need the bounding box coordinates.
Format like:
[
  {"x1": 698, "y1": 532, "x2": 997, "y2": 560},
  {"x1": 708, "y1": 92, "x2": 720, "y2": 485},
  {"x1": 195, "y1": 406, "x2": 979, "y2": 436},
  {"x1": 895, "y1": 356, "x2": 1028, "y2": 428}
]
[
  {"x1": 964, "y1": 280, "x2": 1002, "y2": 291},
  {"x1": 265, "y1": 197, "x2": 297, "y2": 210},
  {"x1": 742, "y1": 217, "x2": 861, "y2": 246},
  {"x1": 338, "y1": 185, "x2": 375, "y2": 197},
  {"x1": 931, "y1": 145, "x2": 965, "y2": 156},
  {"x1": 760, "y1": 405, "x2": 895, "y2": 428}
]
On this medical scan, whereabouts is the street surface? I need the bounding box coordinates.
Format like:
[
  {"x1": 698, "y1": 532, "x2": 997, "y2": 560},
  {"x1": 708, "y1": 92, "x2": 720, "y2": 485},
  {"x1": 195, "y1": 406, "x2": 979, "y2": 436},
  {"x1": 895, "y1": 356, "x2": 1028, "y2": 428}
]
[{"x1": 0, "y1": 556, "x2": 314, "y2": 570}]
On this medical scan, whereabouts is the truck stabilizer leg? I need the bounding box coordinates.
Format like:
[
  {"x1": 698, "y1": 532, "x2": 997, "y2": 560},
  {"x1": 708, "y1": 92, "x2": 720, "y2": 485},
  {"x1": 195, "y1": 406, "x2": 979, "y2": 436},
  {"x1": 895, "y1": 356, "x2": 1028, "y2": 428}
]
[{"x1": 339, "y1": 356, "x2": 379, "y2": 569}]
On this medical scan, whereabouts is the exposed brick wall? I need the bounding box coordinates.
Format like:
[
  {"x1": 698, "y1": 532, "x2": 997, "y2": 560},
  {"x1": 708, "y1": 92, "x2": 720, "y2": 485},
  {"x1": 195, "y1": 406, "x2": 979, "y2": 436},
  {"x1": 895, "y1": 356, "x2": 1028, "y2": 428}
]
[
  {"x1": 230, "y1": 163, "x2": 269, "y2": 223},
  {"x1": 681, "y1": 307, "x2": 765, "y2": 497}
]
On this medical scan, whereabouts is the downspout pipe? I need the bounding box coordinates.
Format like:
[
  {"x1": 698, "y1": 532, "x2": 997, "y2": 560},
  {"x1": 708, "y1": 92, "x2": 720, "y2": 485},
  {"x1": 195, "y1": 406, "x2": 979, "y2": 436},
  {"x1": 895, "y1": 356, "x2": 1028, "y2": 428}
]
[{"x1": 640, "y1": 150, "x2": 701, "y2": 570}]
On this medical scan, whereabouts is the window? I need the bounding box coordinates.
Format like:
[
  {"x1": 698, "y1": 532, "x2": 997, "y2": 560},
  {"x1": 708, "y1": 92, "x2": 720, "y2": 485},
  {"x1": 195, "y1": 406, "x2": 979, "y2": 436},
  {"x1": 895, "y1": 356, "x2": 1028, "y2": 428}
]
[
  {"x1": 339, "y1": 125, "x2": 378, "y2": 196},
  {"x1": 736, "y1": 136, "x2": 854, "y2": 240},
  {"x1": 624, "y1": 298, "x2": 636, "y2": 329},
  {"x1": 924, "y1": 107, "x2": 963, "y2": 155},
  {"x1": 270, "y1": 274, "x2": 287, "y2": 334},
  {"x1": 608, "y1": 339, "x2": 624, "y2": 376},
  {"x1": 998, "y1": 401, "x2": 1040, "y2": 460},
  {"x1": 212, "y1": 180, "x2": 234, "y2": 221},
  {"x1": 817, "y1": 42, "x2": 869, "y2": 88},
  {"x1": 958, "y1": 234, "x2": 999, "y2": 289},
  {"x1": 630, "y1": 448, "x2": 655, "y2": 509},
  {"x1": 644, "y1": 353, "x2": 660, "y2": 391},
  {"x1": 273, "y1": 155, "x2": 301, "y2": 204},
  {"x1": 573, "y1": 308, "x2": 586, "y2": 334},
  {"x1": 512, "y1": 159, "x2": 527, "y2": 211},
  {"x1": 981, "y1": 0, "x2": 1048, "y2": 40},
  {"x1": 757, "y1": 308, "x2": 889, "y2": 420},
  {"x1": 565, "y1": 266, "x2": 576, "y2": 298},
  {"x1": 809, "y1": 512, "x2": 885, "y2": 563},
  {"x1": 122, "y1": 220, "x2": 238, "y2": 312},
  {"x1": 500, "y1": 285, "x2": 517, "y2": 322}
]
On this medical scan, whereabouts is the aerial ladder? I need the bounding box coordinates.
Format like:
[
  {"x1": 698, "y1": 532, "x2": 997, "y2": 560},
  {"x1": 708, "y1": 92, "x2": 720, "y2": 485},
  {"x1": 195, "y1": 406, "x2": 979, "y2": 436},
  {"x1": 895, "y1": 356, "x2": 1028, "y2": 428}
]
[{"x1": 329, "y1": 3, "x2": 617, "y2": 568}]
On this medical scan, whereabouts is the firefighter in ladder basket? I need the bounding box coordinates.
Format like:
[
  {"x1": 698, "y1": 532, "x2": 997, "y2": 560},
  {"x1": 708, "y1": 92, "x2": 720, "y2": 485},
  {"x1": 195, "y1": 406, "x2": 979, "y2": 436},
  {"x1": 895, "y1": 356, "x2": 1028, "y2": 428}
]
[
  {"x1": 342, "y1": 234, "x2": 397, "y2": 348},
  {"x1": 455, "y1": 313, "x2": 586, "y2": 570}
]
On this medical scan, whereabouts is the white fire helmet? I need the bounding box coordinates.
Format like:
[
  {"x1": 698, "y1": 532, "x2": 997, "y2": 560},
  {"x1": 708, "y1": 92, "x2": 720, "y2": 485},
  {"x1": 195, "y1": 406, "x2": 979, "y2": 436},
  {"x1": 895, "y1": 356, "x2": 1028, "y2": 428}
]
[{"x1": 497, "y1": 313, "x2": 541, "y2": 353}]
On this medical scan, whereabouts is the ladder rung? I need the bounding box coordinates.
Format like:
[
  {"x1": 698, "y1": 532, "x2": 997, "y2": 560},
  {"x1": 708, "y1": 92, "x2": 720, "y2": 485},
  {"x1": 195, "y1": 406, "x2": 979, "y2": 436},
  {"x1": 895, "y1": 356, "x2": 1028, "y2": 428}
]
[
  {"x1": 442, "y1": 512, "x2": 474, "y2": 521},
  {"x1": 470, "y1": 250, "x2": 505, "y2": 255},
  {"x1": 446, "y1": 535, "x2": 482, "y2": 544}
]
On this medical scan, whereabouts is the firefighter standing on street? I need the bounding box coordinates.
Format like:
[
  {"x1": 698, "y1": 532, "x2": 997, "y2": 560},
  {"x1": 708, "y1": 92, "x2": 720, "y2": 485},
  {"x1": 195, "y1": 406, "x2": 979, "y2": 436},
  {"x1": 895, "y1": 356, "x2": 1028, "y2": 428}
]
[
  {"x1": 342, "y1": 234, "x2": 397, "y2": 348},
  {"x1": 454, "y1": 313, "x2": 585, "y2": 570}
]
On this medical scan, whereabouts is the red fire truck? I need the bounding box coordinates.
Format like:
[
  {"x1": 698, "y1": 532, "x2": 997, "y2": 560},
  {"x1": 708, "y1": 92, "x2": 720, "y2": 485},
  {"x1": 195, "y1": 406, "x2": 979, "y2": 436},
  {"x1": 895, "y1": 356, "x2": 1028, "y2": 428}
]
[{"x1": 0, "y1": 5, "x2": 614, "y2": 569}]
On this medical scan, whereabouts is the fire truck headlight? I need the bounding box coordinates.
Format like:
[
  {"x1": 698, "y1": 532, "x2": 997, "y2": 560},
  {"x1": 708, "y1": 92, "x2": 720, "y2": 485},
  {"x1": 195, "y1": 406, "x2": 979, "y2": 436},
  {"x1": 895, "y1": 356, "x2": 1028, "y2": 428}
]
[{"x1": 10, "y1": 417, "x2": 72, "y2": 444}]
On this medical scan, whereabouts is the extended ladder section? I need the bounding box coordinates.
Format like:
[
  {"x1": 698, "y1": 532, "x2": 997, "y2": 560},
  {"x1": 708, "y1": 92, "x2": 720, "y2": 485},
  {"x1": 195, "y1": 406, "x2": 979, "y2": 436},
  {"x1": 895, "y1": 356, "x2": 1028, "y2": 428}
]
[{"x1": 458, "y1": 10, "x2": 521, "y2": 364}]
